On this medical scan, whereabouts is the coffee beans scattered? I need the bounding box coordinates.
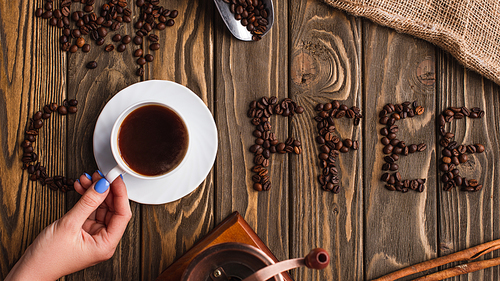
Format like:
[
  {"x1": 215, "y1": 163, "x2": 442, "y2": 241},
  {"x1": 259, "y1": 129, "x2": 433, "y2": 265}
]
[
  {"x1": 379, "y1": 101, "x2": 427, "y2": 193},
  {"x1": 248, "y1": 97, "x2": 304, "y2": 191},
  {"x1": 34, "y1": 0, "x2": 179, "y2": 76},
  {"x1": 132, "y1": 1, "x2": 178, "y2": 74},
  {"x1": 223, "y1": 0, "x2": 271, "y2": 41},
  {"x1": 21, "y1": 100, "x2": 79, "y2": 192},
  {"x1": 314, "y1": 101, "x2": 362, "y2": 193},
  {"x1": 438, "y1": 106, "x2": 485, "y2": 192}
]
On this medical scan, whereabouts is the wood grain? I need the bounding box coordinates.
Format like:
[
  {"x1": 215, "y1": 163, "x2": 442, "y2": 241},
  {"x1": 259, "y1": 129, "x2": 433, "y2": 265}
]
[
  {"x1": 437, "y1": 50, "x2": 500, "y2": 280},
  {"x1": 214, "y1": 0, "x2": 290, "y2": 266},
  {"x1": 0, "y1": 0, "x2": 67, "y2": 278},
  {"x1": 289, "y1": 1, "x2": 363, "y2": 280},
  {"x1": 66, "y1": 0, "x2": 141, "y2": 280},
  {"x1": 3, "y1": 1, "x2": 500, "y2": 280},
  {"x1": 140, "y1": 1, "x2": 215, "y2": 280},
  {"x1": 363, "y1": 22, "x2": 438, "y2": 280}
]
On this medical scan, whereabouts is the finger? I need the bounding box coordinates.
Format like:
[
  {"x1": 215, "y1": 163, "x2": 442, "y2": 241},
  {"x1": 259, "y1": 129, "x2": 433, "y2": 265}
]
[
  {"x1": 74, "y1": 173, "x2": 94, "y2": 195},
  {"x1": 64, "y1": 178, "x2": 110, "y2": 228},
  {"x1": 92, "y1": 170, "x2": 104, "y2": 182},
  {"x1": 103, "y1": 175, "x2": 123, "y2": 213},
  {"x1": 105, "y1": 177, "x2": 132, "y2": 243},
  {"x1": 95, "y1": 203, "x2": 109, "y2": 224}
]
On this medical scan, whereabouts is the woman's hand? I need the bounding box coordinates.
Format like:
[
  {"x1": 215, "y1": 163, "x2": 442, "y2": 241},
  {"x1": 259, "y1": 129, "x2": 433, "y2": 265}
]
[{"x1": 6, "y1": 171, "x2": 132, "y2": 280}]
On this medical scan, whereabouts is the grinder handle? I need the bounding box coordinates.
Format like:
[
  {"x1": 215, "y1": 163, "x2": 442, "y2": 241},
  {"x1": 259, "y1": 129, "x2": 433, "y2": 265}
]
[
  {"x1": 241, "y1": 248, "x2": 330, "y2": 281},
  {"x1": 304, "y1": 248, "x2": 330, "y2": 270}
]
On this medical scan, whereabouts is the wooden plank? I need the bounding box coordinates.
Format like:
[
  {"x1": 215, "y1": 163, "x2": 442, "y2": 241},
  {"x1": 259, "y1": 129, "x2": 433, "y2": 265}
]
[
  {"x1": 214, "y1": 0, "x2": 290, "y2": 267},
  {"x1": 289, "y1": 2, "x2": 363, "y2": 280},
  {"x1": 0, "y1": 0, "x2": 67, "y2": 278},
  {"x1": 437, "y1": 50, "x2": 500, "y2": 280},
  {"x1": 66, "y1": 0, "x2": 141, "y2": 280},
  {"x1": 140, "y1": 1, "x2": 215, "y2": 280},
  {"x1": 363, "y1": 22, "x2": 438, "y2": 279}
]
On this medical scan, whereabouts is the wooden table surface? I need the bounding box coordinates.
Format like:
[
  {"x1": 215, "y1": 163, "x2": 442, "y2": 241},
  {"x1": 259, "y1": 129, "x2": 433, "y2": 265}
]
[{"x1": 2, "y1": 0, "x2": 500, "y2": 280}]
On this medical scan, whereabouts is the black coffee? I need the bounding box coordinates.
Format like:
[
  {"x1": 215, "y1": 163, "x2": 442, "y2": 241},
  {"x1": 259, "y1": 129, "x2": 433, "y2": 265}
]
[{"x1": 118, "y1": 105, "x2": 188, "y2": 176}]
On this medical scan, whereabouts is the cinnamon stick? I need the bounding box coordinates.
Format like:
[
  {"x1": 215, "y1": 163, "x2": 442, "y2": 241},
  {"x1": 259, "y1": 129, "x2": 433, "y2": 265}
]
[
  {"x1": 412, "y1": 257, "x2": 500, "y2": 281},
  {"x1": 372, "y1": 238, "x2": 500, "y2": 281}
]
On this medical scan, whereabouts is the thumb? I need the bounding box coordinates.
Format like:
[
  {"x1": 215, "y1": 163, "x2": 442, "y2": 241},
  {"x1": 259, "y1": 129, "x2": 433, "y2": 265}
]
[{"x1": 65, "y1": 178, "x2": 110, "y2": 227}]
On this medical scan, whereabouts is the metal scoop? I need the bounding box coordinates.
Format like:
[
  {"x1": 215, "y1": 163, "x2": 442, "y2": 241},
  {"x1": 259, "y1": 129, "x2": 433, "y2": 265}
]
[{"x1": 213, "y1": 0, "x2": 274, "y2": 41}]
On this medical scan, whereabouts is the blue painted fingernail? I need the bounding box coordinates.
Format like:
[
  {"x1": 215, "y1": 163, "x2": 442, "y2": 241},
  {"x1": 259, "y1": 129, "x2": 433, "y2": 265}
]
[
  {"x1": 120, "y1": 174, "x2": 123, "y2": 179},
  {"x1": 97, "y1": 170, "x2": 104, "y2": 177},
  {"x1": 76, "y1": 179, "x2": 80, "y2": 183},
  {"x1": 84, "y1": 173, "x2": 92, "y2": 180},
  {"x1": 94, "y1": 178, "x2": 110, "y2": 194}
]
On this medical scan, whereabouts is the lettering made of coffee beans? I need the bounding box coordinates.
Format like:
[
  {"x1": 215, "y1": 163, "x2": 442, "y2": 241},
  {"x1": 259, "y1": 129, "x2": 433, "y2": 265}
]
[
  {"x1": 314, "y1": 101, "x2": 362, "y2": 194},
  {"x1": 248, "y1": 97, "x2": 304, "y2": 191},
  {"x1": 379, "y1": 101, "x2": 427, "y2": 193},
  {"x1": 438, "y1": 106, "x2": 485, "y2": 192},
  {"x1": 21, "y1": 100, "x2": 78, "y2": 192}
]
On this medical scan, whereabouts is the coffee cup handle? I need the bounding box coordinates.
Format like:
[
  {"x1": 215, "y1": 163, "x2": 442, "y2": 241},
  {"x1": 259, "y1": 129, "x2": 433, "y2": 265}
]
[{"x1": 106, "y1": 166, "x2": 126, "y2": 183}]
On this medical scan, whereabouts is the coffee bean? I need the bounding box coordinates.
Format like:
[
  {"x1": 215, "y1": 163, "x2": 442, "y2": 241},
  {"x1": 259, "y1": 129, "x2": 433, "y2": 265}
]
[
  {"x1": 136, "y1": 68, "x2": 144, "y2": 76},
  {"x1": 134, "y1": 49, "x2": 144, "y2": 57},
  {"x1": 145, "y1": 54, "x2": 154, "y2": 62},
  {"x1": 468, "y1": 179, "x2": 479, "y2": 187},
  {"x1": 352, "y1": 140, "x2": 359, "y2": 150},
  {"x1": 133, "y1": 35, "x2": 143, "y2": 45},
  {"x1": 389, "y1": 163, "x2": 398, "y2": 171},
  {"x1": 384, "y1": 156, "x2": 395, "y2": 163},
  {"x1": 137, "y1": 57, "x2": 146, "y2": 65},
  {"x1": 117, "y1": 44, "x2": 126, "y2": 52},
  {"x1": 75, "y1": 37, "x2": 85, "y2": 48},
  {"x1": 148, "y1": 34, "x2": 159, "y2": 42},
  {"x1": 34, "y1": 111, "x2": 43, "y2": 120},
  {"x1": 417, "y1": 143, "x2": 427, "y2": 152},
  {"x1": 97, "y1": 27, "x2": 107, "y2": 38},
  {"x1": 415, "y1": 106, "x2": 424, "y2": 115},
  {"x1": 408, "y1": 144, "x2": 417, "y2": 153},
  {"x1": 22, "y1": 140, "x2": 31, "y2": 148},
  {"x1": 394, "y1": 172, "x2": 402, "y2": 182},
  {"x1": 169, "y1": 10, "x2": 178, "y2": 18},
  {"x1": 42, "y1": 11, "x2": 53, "y2": 19},
  {"x1": 458, "y1": 154, "x2": 468, "y2": 163},
  {"x1": 69, "y1": 44, "x2": 78, "y2": 53},
  {"x1": 104, "y1": 44, "x2": 114, "y2": 52},
  {"x1": 46, "y1": 104, "x2": 57, "y2": 114},
  {"x1": 475, "y1": 144, "x2": 485, "y2": 153},
  {"x1": 383, "y1": 145, "x2": 393, "y2": 154},
  {"x1": 149, "y1": 43, "x2": 160, "y2": 50},
  {"x1": 442, "y1": 156, "x2": 451, "y2": 164},
  {"x1": 82, "y1": 44, "x2": 91, "y2": 52},
  {"x1": 253, "y1": 183, "x2": 262, "y2": 191},
  {"x1": 343, "y1": 139, "x2": 353, "y2": 148},
  {"x1": 96, "y1": 38, "x2": 105, "y2": 46},
  {"x1": 111, "y1": 34, "x2": 121, "y2": 42},
  {"x1": 381, "y1": 173, "x2": 390, "y2": 182},
  {"x1": 380, "y1": 127, "x2": 389, "y2": 136},
  {"x1": 36, "y1": 8, "x2": 44, "y2": 17},
  {"x1": 439, "y1": 163, "x2": 449, "y2": 172},
  {"x1": 86, "y1": 61, "x2": 97, "y2": 69},
  {"x1": 58, "y1": 106, "x2": 68, "y2": 115}
]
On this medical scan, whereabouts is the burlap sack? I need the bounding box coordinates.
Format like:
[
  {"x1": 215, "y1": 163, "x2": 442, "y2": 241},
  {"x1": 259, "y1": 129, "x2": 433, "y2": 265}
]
[{"x1": 322, "y1": 0, "x2": 500, "y2": 86}]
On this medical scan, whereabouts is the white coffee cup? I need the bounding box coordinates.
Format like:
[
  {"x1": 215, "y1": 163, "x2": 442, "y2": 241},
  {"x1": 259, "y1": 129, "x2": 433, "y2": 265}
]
[{"x1": 106, "y1": 101, "x2": 192, "y2": 183}]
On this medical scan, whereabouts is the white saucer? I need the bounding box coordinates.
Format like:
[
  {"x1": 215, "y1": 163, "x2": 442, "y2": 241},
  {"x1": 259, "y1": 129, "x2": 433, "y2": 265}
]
[{"x1": 93, "y1": 80, "x2": 218, "y2": 205}]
